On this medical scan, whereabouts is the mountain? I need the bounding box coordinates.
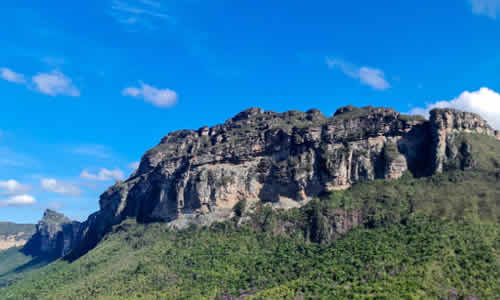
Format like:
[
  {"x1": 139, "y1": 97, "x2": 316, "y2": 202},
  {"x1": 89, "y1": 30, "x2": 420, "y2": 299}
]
[
  {"x1": 1, "y1": 105, "x2": 499, "y2": 299},
  {"x1": 61, "y1": 106, "x2": 498, "y2": 259},
  {"x1": 22, "y1": 210, "x2": 81, "y2": 259},
  {"x1": 16, "y1": 106, "x2": 500, "y2": 261},
  {"x1": 0, "y1": 222, "x2": 35, "y2": 251}
]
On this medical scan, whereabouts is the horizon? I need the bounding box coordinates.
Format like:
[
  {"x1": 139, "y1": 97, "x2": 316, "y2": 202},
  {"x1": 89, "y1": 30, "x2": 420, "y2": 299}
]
[{"x1": 2, "y1": 0, "x2": 500, "y2": 223}]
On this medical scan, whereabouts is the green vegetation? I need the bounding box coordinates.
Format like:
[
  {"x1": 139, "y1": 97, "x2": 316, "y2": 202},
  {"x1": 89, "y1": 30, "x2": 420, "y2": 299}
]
[
  {"x1": 1, "y1": 215, "x2": 497, "y2": 299},
  {"x1": 398, "y1": 114, "x2": 426, "y2": 122},
  {"x1": 0, "y1": 247, "x2": 50, "y2": 288}
]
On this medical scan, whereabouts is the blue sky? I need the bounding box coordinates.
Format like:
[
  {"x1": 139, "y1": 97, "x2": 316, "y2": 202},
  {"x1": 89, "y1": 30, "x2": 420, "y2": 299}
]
[{"x1": 1, "y1": 0, "x2": 500, "y2": 223}]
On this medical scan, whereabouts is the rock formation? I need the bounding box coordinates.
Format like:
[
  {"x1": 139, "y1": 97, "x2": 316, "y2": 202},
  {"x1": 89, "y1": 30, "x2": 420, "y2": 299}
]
[
  {"x1": 23, "y1": 106, "x2": 499, "y2": 260},
  {"x1": 430, "y1": 108, "x2": 499, "y2": 172},
  {"x1": 22, "y1": 210, "x2": 81, "y2": 258}
]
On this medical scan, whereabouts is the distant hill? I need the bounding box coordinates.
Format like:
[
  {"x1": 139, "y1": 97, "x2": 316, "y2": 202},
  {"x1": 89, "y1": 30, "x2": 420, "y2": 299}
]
[{"x1": 0, "y1": 222, "x2": 35, "y2": 251}]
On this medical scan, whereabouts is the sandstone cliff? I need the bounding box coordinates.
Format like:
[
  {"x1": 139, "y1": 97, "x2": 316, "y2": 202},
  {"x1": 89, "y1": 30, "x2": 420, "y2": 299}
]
[
  {"x1": 30, "y1": 106, "x2": 499, "y2": 260},
  {"x1": 22, "y1": 210, "x2": 81, "y2": 258}
]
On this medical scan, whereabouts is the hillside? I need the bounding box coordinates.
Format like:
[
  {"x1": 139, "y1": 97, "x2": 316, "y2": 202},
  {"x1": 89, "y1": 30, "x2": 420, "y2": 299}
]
[
  {"x1": 2, "y1": 166, "x2": 499, "y2": 299},
  {"x1": 1, "y1": 106, "x2": 499, "y2": 299}
]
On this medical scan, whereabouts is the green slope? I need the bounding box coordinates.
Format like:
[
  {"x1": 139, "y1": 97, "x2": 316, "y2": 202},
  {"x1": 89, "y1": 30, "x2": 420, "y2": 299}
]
[
  {"x1": 0, "y1": 247, "x2": 51, "y2": 288},
  {"x1": 1, "y1": 216, "x2": 498, "y2": 299}
]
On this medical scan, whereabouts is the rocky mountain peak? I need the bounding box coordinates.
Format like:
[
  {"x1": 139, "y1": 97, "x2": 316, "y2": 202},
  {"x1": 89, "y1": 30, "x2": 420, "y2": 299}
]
[
  {"x1": 23, "y1": 105, "x2": 500, "y2": 261},
  {"x1": 40, "y1": 209, "x2": 72, "y2": 225},
  {"x1": 333, "y1": 105, "x2": 399, "y2": 118},
  {"x1": 430, "y1": 108, "x2": 498, "y2": 136},
  {"x1": 22, "y1": 210, "x2": 81, "y2": 258},
  {"x1": 228, "y1": 107, "x2": 264, "y2": 123}
]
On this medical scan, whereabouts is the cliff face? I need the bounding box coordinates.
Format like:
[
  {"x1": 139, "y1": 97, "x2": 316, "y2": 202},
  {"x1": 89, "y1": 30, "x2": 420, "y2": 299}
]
[
  {"x1": 22, "y1": 210, "x2": 81, "y2": 258},
  {"x1": 430, "y1": 108, "x2": 499, "y2": 173},
  {"x1": 39, "y1": 106, "x2": 500, "y2": 259},
  {"x1": 99, "y1": 107, "x2": 428, "y2": 227}
]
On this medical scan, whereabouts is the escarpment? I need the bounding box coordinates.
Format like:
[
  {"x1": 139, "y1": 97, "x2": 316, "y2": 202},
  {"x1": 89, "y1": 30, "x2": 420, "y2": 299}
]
[
  {"x1": 34, "y1": 106, "x2": 499, "y2": 260},
  {"x1": 22, "y1": 210, "x2": 81, "y2": 258}
]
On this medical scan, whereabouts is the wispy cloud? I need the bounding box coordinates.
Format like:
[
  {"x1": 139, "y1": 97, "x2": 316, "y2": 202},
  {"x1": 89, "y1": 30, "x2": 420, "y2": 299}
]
[
  {"x1": 110, "y1": 0, "x2": 171, "y2": 29},
  {"x1": 32, "y1": 70, "x2": 80, "y2": 97},
  {"x1": 0, "y1": 194, "x2": 36, "y2": 207},
  {"x1": 469, "y1": 0, "x2": 500, "y2": 19},
  {"x1": 0, "y1": 147, "x2": 39, "y2": 169},
  {"x1": 128, "y1": 161, "x2": 140, "y2": 169},
  {"x1": 0, "y1": 180, "x2": 30, "y2": 195},
  {"x1": 123, "y1": 81, "x2": 178, "y2": 108},
  {"x1": 139, "y1": 0, "x2": 161, "y2": 8},
  {"x1": 40, "y1": 178, "x2": 82, "y2": 196},
  {"x1": 80, "y1": 168, "x2": 125, "y2": 181},
  {"x1": 326, "y1": 58, "x2": 391, "y2": 91},
  {"x1": 0, "y1": 67, "x2": 26, "y2": 84},
  {"x1": 72, "y1": 144, "x2": 112, "y2": 159},
  {"x1": 410, "y1": 87, "x2": 500, "y2": 129}
]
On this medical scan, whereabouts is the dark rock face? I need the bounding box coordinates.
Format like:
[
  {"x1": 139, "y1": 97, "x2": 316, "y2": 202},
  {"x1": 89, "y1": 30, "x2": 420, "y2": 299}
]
[
  {"x1": 35, "y1": 106, "x2": 500, "y2": 260},
  {"x1": 22, "y1": 210, "x2": 81, "y2": 258}
]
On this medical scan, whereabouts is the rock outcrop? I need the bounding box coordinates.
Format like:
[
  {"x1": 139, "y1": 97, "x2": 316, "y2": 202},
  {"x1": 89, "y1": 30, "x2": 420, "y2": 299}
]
[
  {"x1": 22, "y1": 210, "x2": 81, "y2": 258},
  {"x1": 28, "y1": 106, "x2": 499, "y2": 260},
  {"x1": 430, "y1": 108, "x2": 500, "y2": 172}
]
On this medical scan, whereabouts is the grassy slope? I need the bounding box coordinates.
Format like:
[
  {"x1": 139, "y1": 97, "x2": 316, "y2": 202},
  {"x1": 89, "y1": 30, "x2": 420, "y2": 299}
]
[
  {"x1": 0, "y1": 247, "x2": 50, "y2": 288},
  {"x1": 2, "y1": 217, "x2": 498, "y2": 300},
  {"x1": 1, "y1": 133, "x2": 499, "y2": 299}
]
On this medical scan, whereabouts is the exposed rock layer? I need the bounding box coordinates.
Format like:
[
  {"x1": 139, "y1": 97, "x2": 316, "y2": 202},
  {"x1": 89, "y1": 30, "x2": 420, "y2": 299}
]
[
  {"x1": 27, "y1": 106, "x2": 500, "y2": 259},
  {"x1": 22, "y1": 210, "x2": 81, "y2": 258}
]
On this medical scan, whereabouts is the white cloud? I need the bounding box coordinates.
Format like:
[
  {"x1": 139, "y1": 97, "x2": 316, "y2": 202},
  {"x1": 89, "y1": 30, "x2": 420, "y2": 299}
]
[
  {"x1": 0, "y1": 194, "x2": 36, "y2": 207},
  {"x1": 32, "y1": 71, "x2": 80, "y2": 97},
  {"x1": 410, "y1": 87, "x2": 500, "y2": 130},
  {"x1": 123, "y1": 81, "x2": 178, "y2": 108},
  {"x1": 326, "y1": 58, "x2": 391, "y2": 91},
  {"x1": 72, "y1": 144, "x2": 112, "y2": 159},
  {"x1": 110, "y1": 0, "x2": 171, "y2": 29},
  {"x1": 41, "y1": 178, "x2": 81, "y2": 196},
  {"x1": 0, "y1": 68, "x2": 26, "y2": 84},
  {"x1": 0, "y1": 180, "x2": 30, "y2": 195},
  {"x1": 128, "y1": 161, "x2": 140, "y2": 169},
  {"x1": 80, "y1": 168, "x2": 125, "y2": 181},
  {"x1": 469, "y1": 0, "x2": 500, "y2": 19}
]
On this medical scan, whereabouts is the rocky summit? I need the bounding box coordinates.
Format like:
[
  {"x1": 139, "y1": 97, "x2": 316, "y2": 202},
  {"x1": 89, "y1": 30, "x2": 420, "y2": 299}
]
[
  {"x1": 22, "y1": 210, "x2": 81, "y2": 258},
  {"x1": 24, "y1": 106, "x2": 500, "y2": 259}
]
